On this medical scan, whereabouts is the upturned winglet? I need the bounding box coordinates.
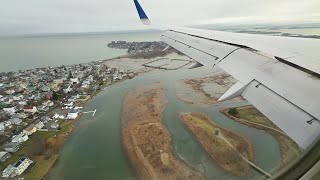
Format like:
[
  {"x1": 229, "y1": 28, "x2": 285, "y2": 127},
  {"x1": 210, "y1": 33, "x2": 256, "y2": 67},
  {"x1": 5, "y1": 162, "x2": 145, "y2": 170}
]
[{"x1": 133, "y1": 0, "x2": 151, "y2": 25}]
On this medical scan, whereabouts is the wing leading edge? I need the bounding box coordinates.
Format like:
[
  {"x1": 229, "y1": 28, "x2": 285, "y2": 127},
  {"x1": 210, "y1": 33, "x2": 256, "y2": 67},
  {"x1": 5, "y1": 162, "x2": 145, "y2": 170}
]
[{"x1": 132, "y1": 0, "x2": 320, "y2": 150}]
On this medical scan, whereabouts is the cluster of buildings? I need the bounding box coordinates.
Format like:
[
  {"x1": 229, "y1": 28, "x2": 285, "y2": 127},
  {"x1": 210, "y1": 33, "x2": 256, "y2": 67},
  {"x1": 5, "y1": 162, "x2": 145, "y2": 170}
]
[
  {"x1": 107, "y1": 41, "x2": 168, "y2": 54},
  {"x1": 0, "y1": 60, "x2": 132, "y2": 178}
]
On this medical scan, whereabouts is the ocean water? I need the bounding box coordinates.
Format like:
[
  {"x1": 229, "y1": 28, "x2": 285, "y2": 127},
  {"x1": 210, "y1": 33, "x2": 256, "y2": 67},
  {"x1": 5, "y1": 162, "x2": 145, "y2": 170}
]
[{"x1": 0, "y1": 31, "x2": 161, "y2": 73}]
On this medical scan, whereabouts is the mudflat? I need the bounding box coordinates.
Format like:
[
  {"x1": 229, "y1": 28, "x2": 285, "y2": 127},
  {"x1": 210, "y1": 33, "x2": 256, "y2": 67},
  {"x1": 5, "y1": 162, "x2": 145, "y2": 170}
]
[{"x1": 121, "y1": 82, "x2": 204, "y2": 180}]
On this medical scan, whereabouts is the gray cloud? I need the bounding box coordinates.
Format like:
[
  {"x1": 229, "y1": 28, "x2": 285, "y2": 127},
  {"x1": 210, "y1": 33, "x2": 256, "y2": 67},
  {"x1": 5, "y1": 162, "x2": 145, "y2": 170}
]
[{"x1": 0, "y1": 0, "x2": 319, "y2": 35}]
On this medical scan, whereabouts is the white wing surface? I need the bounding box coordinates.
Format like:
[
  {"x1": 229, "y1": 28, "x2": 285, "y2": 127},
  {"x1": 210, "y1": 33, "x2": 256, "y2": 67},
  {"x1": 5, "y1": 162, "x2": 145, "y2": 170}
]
[{"x1": 133, "y1": 0, "x2": 320, "y2": 150}]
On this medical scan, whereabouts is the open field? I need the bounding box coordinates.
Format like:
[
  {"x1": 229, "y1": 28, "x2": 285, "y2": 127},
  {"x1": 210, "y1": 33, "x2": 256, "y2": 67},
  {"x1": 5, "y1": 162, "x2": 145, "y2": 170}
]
[
  {"x1": 121, "y1": 82, "x2": 204, "y2": 180},
  {"x1": 180, "y1": 112, "x2": 254, "y2": 176},
  {"x1": 222, "y1": 106, "x2": 303, "y2": 169}
]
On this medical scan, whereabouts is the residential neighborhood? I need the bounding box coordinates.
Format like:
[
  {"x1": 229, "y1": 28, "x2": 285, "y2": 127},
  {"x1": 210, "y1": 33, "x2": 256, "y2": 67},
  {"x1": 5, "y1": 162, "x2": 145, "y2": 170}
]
[{"x1": 0, "y1": 60, "x2": 134, "y2": 178}]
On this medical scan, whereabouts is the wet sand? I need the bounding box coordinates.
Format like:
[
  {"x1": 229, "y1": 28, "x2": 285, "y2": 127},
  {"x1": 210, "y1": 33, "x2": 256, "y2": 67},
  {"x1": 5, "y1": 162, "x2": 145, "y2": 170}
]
[{"x1": 121, "y1": 82, "x2": 204, "y2": 180}]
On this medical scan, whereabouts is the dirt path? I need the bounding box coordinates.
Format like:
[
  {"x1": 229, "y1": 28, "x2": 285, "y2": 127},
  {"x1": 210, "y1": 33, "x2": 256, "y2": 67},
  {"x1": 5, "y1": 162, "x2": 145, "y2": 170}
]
[{"x1": 121, "y1": 82, "x2": 204, "y2": 180}]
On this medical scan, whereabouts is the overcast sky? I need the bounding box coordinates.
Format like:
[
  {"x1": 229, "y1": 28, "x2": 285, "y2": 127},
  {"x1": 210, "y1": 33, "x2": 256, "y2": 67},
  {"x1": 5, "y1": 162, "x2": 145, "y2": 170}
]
[{"x1": 0, "y1": 0, "x2": 319, "y2": 36}]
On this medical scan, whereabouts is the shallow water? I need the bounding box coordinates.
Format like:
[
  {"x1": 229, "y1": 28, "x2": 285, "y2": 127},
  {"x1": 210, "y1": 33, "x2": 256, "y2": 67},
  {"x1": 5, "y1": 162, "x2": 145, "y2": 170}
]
[{"x1": 47, "y1": 67, "x2": 281, "y2": 180}]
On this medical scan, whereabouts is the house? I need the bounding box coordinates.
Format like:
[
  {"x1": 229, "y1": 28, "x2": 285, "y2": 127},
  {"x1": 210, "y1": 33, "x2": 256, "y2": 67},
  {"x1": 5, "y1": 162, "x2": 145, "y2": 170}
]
[
  {"x1": 5, "y1": 89, "x2": 15, "y2": 95},
  {"x1": 38, "y1": 105, "x2": 49, "y2": 112},
  {"x1": 0, "y1": 152, "x2": 11, "y2": 162},
  {"x1": 2, "y1": 157, "x2": 33, "y2": 177},
  {"x1": 34, "y1": 121, "x2": 44, "y2": 130},
  {"x1": 50, "y1": 123, "x2": 59, "y2": 129},
  {"x1": 63, "y1": 101, "x2": 73, "y2": 107},
  {"x1": 42, "y1": 100, "x2": 54, "y2": 107},
  {"x1": 3, "y1": 142, "x2": 21, "y2": 153},
  {"x1": 67, "y1": 110, "x2": 79, "y2": 120},
  {"x1": 0, "y1": 123, "x2": 5, "y2": 132},
  {"x1": 3, "y1": 98, "x2": 13, "y2": 105},
  {"x1": 12, "y1": 113, "x2": 27, "y2": 119},
  {"x1": 3, "y1": 107, "x2": 17, "y2": 116},
  {"x1": 18, "y1": 101, "x2": 27, "y2": 106},
  {"x1": 41, "y1": 85, "x2": 51, "y2": 92},
  {"x1": 70, "y1": 78, "x2": 80, "y2": 84},
  {"x1": 13, "y1": 95, "x2": 23, "y2": 101},
  {"x1": 23, "y1": 106, "x2": 38, "y2": 114},
  {"x1": 12, "y1": 133, "x2": 28, "y2": 143},
  {"x1": 40, "y1": 116, "x2": 52, "y2": 123},
  {"x1": 8, "y1": 118, "x2": 22, "y2": 125},
  {"x1": 63, "y1": 85, "x2": 72, "y2": 94},
  {"x1": 23, "y1": 125, "x2": 37, "y2": 136}
]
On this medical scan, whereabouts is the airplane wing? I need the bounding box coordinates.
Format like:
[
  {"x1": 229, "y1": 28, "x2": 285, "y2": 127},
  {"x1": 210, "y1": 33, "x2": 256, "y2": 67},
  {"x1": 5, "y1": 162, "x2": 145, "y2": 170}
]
[{"x1": 132, "y1": 0, "x2": 320, "y2": 150}]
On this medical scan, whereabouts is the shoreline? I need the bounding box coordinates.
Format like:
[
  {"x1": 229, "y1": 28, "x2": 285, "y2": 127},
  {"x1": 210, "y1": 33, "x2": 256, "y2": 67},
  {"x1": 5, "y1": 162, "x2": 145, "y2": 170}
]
[
  {"x1": 35, "y1": 52, "x2": 191, "y2": 179},
  {"x1": 221, "y1": 106, "x2": 302, "y2": 171}
]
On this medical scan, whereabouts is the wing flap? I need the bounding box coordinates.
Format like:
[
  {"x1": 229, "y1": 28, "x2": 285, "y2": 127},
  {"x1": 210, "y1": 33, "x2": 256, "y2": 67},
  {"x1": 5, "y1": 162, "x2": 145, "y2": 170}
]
[{"x1": 242, "y1": 80, "x2": 320, "y2": 149}]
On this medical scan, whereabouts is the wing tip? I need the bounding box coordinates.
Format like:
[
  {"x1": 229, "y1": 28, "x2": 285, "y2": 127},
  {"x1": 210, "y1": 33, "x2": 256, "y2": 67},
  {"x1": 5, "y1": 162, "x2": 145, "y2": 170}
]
[{"x1": 133, "y1": 0, "x2": 151, "y2": 25}]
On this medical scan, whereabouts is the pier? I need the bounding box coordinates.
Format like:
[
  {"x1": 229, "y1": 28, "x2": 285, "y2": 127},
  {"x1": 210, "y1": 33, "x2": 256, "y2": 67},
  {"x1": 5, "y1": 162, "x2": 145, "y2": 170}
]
[{"x1": 82, "y1": 109, "x2": 97, "y2": 117}]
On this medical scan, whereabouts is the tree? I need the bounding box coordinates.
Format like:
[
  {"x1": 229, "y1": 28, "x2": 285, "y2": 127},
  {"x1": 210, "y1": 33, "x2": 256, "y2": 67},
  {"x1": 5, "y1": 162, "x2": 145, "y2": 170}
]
[
  {"x1": 52, "y1": 91, "x2": 59, "y2": 100},
  {"x1": 228, "y1": 108, "x2": 238, "y2": 117}
]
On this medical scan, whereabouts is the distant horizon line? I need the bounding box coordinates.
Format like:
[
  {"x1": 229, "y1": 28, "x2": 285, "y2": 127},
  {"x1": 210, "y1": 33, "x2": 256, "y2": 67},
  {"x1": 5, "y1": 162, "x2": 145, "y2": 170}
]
[{"x1": 1, "y1": 22, "x2": 320, "y2": 39}]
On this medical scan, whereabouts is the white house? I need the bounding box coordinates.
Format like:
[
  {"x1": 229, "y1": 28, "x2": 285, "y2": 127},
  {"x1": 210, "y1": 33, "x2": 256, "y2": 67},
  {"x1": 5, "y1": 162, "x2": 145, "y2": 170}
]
[
  {"x1": 3, "y1": 142, "x2": 21, "y2": 153},
  {"x1": 5, "y1": 89, "x2": 15, "y2": 95},
  {"x1": 12, "y1": 133, "x2": 28, "y2": 143},
  {"x1": 0, "y1": 152, "x2": 11, "y2": 162},
  {"x1": 70, "y1": 78, "x2": 80, "y2": 84},
  {"x1": 2, "y1": 157, "x2": 33, "y2": 178},
  {"x1": 0, "y1": 123, "x2": 5, "y2": 132},
  {"x1": 18, "y1": 101, "x2": 27, "y2": 106},
  {"x1": 3, "y1": 107, "x2": 17, "y2": 116},
  {"x1": 3, "y1": 99, "x2": 13, "y2": 105},
  {"x1": 50, "y1": 123, "x2": 59, "y2": 129},
  {"x1": 9, "y1": 118, "x2": 22, "y2": 125},
  {"x1": 63, "y1": 85, "x2": 72, "y2": 94},
  {"x1": 12, "y1": 113, "x2": 27, "y2": 119},
  {"x1": 63, "y1": 101, "x2": 74, "y2": 107},
  {"x1": 67, "y1": 110, "x2": 79, "y2": 120},
  {"x1": 42, "y1": 100, "x2": 54, "y2": 107},
  {"x1": 13, "y1": 95, "x2": 24, "y2": 101}
]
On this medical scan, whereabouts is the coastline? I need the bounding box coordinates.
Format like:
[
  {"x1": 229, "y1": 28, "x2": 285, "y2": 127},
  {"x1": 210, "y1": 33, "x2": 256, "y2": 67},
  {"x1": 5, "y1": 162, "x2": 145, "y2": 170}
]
[{"x1": 32, "y1": 50, "x2": 191, "y2": 179}]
